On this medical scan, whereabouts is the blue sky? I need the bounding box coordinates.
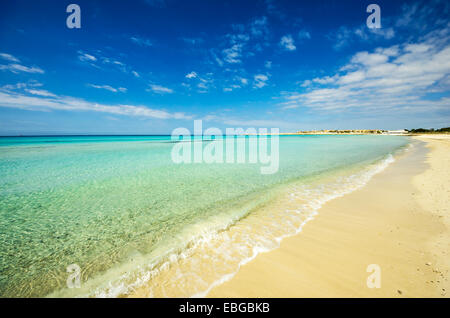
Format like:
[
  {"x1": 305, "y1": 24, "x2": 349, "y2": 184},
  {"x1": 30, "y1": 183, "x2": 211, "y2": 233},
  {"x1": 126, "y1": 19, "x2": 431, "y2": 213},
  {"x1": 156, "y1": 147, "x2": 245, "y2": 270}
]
[{"x1": 0, "y1": 0, "x2": 449, "y2": 134}]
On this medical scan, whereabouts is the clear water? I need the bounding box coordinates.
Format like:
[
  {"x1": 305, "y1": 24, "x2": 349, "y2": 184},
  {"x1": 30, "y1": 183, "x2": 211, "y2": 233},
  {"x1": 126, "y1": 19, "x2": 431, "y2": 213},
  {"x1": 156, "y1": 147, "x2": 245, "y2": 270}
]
[{"x1": 0, "y1": 135, "x2": 409, "y2": 297}]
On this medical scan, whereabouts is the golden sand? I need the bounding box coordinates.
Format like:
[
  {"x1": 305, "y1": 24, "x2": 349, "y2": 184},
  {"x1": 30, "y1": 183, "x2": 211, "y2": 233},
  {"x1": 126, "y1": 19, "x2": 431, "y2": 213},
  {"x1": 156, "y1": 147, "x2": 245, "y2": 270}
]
[{"x1": 208, "y1": 135, "x2": 449, "y2": 297}]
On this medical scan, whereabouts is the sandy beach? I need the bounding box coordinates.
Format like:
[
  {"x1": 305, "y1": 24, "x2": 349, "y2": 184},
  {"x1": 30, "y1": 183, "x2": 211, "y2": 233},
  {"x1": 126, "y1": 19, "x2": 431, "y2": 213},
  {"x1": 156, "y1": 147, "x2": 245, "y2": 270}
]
[{"x1": 208, "y1": 135, "x2": 450, "y2": 297}]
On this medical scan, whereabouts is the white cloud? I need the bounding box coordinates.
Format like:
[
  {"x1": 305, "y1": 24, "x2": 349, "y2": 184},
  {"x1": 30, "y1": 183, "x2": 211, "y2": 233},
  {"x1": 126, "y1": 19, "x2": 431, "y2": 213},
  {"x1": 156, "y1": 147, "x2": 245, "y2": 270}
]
[
  {"x1": 280, "y1": 35, "x2": 296, "y2": 51},
  {"x1": 404, "y1": 43, "x2": 431, "y2": 54},
  {"x1": 88, "y1": 84, "x2": 127, "y2": 93},
  {"x1": 395, "y1": 1, "x2": 449, "y2": 30},
  {"x1": 337, "y1": 70, "x2": 366, "y2": 84},
  {"x1": 223, "y1": 83, "x2": 242, "y2": 92},
  {"x1": 182, "y1": 72, "x2": 214, "y2": 93},
  {"x1": 0, "y1": 89, "x2": 190, "y2": 120},
  {"x1": 301, "y1": 75, "x2": 339, "y2": 87},
  {"x1": 250, "y1": 16, "x2": 269, "y2": 38},
  {"x1": 351, "y1": 51, "x2": 389, "y2": 65},
  {"x1": 25, "y1": 89, "x2": 56, "y2": 97},
  {"x1": 0, "y1": 63, "x2": 44, "y2": 74},
  {"x1": 79, "y1": 51, "x2": 140, "y2": 79},
  {"x1": 0, "y1": 52, "x2": 20, "y2": 62},
  {"x1": 354, "y1": 26, "x2": 395, "y2": 41},
  {"x1": 100, "y1": 56, "x2": 129, "y2": 73},
  {"x1": 211, "y1": 50, "x2": 224, "y2": 67},
  {"x1": 217, "y1": 15, "x2": 269, "y2": 67},
  {"x1": 197, "y1": 82, "x2": 207, "y2": 89},
  {"x1": 185, "y1": 71, "x2": 198, "y2": 79},
  {"x1": 331, "y1": 25, "x2": 395, "y2": 50},
  {"x1": 1, "y1": 81, "x2": 42, "y2": 91},
  {"x1": 280, "y1": 31, "x2": 450, "y2": 115},
  {"x1": 1, "y1": 83, "x2": 27, "y2": 90},
  {"x1": 147, "y1": 84, "x2": 174, "y2": 94},
  {"x1": 78, "y1": 52, "x2": 97, "y2": 62},
  {"x1": 222, "y1": 44, "x2": 243, "y2": 64},
  {"x1": 238, "y1": 77, "x2": 248, "y2": 85},
  {"x1": 130, "y1": 36, "x2": 152, "y2": 47},
  {"x1": 226, "y1": 33, "x2": 250, "y2": 44}
]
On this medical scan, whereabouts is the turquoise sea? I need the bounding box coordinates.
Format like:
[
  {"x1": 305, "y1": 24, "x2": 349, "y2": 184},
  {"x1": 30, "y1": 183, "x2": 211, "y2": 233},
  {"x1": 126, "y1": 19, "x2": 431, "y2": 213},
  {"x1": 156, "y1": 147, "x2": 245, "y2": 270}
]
[{"x1": 0, "y1": 135, "x2": 409, "y2": 297}]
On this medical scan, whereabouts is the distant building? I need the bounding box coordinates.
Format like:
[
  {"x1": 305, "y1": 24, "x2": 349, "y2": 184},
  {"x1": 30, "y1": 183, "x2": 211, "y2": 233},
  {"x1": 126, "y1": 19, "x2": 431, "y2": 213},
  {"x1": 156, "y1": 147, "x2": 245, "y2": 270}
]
[{"x1": 384, "y1": 130, "x2": 409, "y2": 135}]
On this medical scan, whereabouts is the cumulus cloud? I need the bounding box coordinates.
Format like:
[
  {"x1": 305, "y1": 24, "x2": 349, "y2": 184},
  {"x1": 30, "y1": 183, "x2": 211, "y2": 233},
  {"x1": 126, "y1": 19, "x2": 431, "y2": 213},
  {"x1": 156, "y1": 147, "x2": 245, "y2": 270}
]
[
  {"x1": 217, "y1": 15, "x2": 270, "y2": 67},
  {"x1": 280, "y1": 35, "x2": 296, "y2": 51},
  {"x1": 185, "y1": 71, "x2": 198, "y2": 79},
  {"x1": 281, "y1": 29, "x2": 450, "y2": 114},
  {"x1": 182, "y1": 72, "x2": 215, "y2": 93}
]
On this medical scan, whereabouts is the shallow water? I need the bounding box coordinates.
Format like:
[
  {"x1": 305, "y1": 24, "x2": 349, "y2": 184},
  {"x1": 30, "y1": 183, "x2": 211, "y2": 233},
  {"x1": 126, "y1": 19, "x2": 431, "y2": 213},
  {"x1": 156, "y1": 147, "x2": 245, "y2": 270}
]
[{"x1": 0, "y1": 135, "x2": 409, "y2": 297}]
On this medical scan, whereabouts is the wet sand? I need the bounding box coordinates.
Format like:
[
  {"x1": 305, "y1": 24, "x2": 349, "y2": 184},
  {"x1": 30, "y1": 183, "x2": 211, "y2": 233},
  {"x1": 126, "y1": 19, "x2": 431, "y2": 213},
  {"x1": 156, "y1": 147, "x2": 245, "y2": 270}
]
[{"x1": 208, "y1": 135, "x2": 449, "y2": 297}]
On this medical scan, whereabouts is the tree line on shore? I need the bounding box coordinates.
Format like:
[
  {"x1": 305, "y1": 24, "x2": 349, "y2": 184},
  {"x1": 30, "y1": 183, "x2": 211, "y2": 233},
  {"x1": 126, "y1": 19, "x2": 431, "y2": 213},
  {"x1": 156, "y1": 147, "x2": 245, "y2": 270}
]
[{"x1": 406, "y1": 127, "x2": 450, "y2": 133}]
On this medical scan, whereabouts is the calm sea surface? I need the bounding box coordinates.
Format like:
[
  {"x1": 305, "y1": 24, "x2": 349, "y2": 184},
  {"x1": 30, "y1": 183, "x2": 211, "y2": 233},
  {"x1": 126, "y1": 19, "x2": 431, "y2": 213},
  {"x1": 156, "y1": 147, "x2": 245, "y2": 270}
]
[{"x1": 0, "y1": 135, "x2": 409, "y2": 297}]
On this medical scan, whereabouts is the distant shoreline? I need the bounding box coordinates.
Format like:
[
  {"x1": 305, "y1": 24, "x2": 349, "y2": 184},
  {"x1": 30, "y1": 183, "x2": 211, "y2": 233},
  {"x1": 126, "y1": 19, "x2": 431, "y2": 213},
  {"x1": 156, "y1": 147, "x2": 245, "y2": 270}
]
[{"x1": 1, "y1": 131, "x2": 448, "y2": 138}]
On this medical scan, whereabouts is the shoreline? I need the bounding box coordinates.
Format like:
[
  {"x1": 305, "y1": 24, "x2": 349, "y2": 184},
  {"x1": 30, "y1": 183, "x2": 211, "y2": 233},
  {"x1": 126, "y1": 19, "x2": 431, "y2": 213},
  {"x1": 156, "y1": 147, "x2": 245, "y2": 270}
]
[
  {"x1": 125, "y1": 137, "x2": 408, "y2": 298},
  {"x1": 208, "y1": 135, "x2": 449, "y2": 297}
]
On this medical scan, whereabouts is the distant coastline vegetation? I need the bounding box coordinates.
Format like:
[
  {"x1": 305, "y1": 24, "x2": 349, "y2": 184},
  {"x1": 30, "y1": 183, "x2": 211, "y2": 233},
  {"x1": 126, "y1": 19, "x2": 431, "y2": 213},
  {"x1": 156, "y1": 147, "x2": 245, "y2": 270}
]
[{"x1": 406, "y1": 127, "x2": 450, "y2": 134}]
